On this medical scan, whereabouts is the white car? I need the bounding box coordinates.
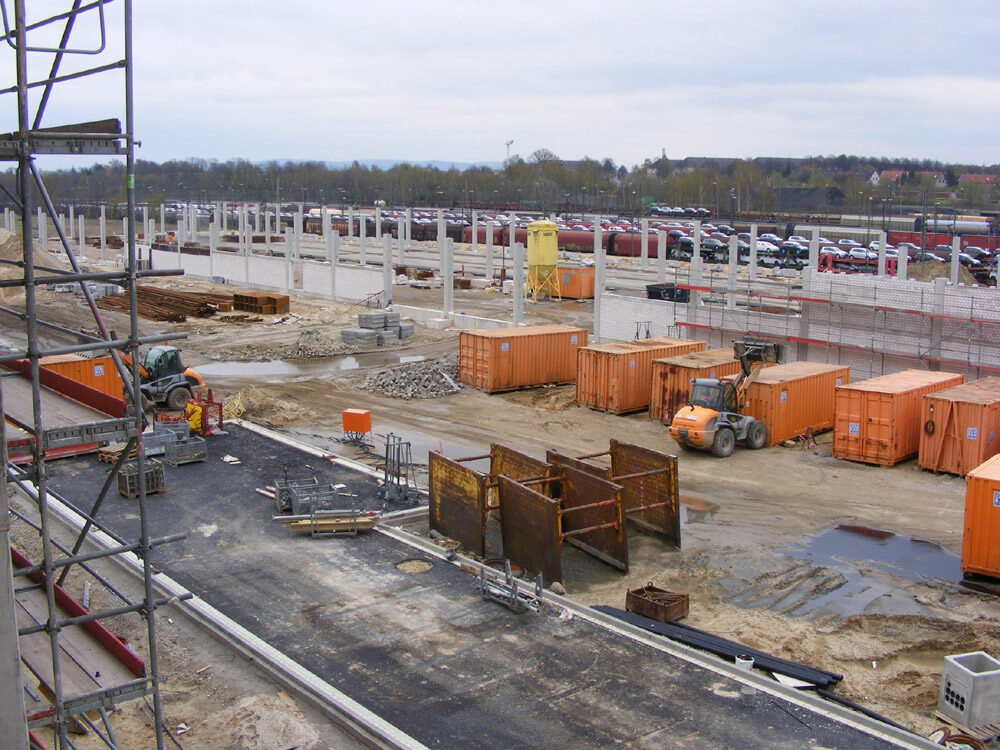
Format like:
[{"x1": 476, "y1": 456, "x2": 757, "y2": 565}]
[
  {"x1": 820, "y1": 246, "x2": 848, "y2": 258},
  {"x1": 838, "y1": 238, "x2": 863, "y2": 247},
  {"x1": 848, "y1": 247, "x2": 877, "y2": 260}
]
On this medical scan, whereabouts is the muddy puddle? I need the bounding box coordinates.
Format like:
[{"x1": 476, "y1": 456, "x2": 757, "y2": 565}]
[
  {"x1": 197, "y1": 353, "x2": 426, "y2": 383},
  {"x1": 779, "y1": 524, "x2": 962, "y2": 617}
]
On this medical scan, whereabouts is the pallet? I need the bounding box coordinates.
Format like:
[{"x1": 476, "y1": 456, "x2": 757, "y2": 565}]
[
  {"x1": 98, "y1": 443, "x2": 136, "y2": 464},
  {"x1": 933, "y1": 711, "x2": 1000, "y2": 744}
]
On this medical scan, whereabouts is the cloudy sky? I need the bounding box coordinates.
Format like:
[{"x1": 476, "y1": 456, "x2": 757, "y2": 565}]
[{"x1": 11, "y1": 1, "x2": 1000, "y2": 169}]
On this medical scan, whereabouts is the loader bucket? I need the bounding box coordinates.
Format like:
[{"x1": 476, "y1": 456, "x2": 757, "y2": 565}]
[{"x1": 733, "y1": 339, "x2": 783, "y2": 364}]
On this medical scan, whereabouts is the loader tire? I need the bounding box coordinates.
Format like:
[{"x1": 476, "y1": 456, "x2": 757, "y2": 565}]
[
  {"x1": 711, "y1": 428, "x2": 735, "y2": 458},
  {"x1": 166, "y1": 386, "x2": 192, "y2": 412},
  {"x1": 745, "y1": 421, "x2": 767, "y2": 450}
]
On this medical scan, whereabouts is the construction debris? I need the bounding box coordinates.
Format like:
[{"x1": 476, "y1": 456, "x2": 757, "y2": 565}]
[
  {"x1": 97, "y1": 285, "x2": 233, "y2": 321},
  {"x1": 364, "y1": 353, "x2": 462, "y2": 399}
]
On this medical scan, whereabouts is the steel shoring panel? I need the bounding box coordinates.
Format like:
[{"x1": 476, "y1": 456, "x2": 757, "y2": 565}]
[
  {"x1": 428, "y1": 451, "x2": 489, "y2": 556},
  {"x1": 610, "y1": 439, "x2": 680, "y2": 547},
  {"x1": 497, "y1": 475, "x2": 562, "y2": 584},
  {"x1": 558, "y1": 464, "x2": 628, "y2": 573},
  {"x1": 546, "y1": 449, "x2": 611, "y2": 480}
]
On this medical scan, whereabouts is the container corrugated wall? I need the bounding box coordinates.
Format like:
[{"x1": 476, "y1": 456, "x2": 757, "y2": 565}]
[
  {"x1": 919, "y1": 378, "x2": 1000, "y2": 476},
  {"x1": 649, "y1": 349, "x2": 743, "y2": 423},
  {"x1": 834, "y1": 369, "x2": 965, "y2": 466},
  {"x1": 738, "y1": 362, "x2": 850, "y2": 447},
  {"x1": 962, "y1": 454, "x2": 1000, "y2": 579},
  {"x1": 458, "y1": 325, "x2": 588, "y2": 393},
  {"x1": 557, "y1": 265, "x2": 595, "y2": 299},
  {"x1": 39, "y1": 354, "x2": 122, "y2": 398},
  {"x1": 576, "y1": 337, "x2": 705, "y2": 414}
]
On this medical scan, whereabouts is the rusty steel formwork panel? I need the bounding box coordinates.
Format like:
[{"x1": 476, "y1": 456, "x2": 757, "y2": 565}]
[
  {"x1": 490, "y1": 443, "x2": 553, "y2": 508},
  {"x1": 498, "y1": 475, "x2": 563, "y2": 584},
  {"x1": 559, "y1": 465, "x2": 628, "y2": 573},
  {"x1": 428, "y1": 451, "x2": 490, "y2": 555},
  {"x1": 545, "y1": 450, "x2": 611, "y2": 480},
  {"x1": 609, "y1": 439, "x2": 680, "y2": 547}
]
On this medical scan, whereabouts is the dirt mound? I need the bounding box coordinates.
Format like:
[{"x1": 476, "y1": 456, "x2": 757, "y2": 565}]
[
  {"x1": 0, "y1": 227, "x2": 71, "y2": 301},
  {"x1": 226, "y1": 385, "x2": 311, "y2": 427},
  {"x1": 211, "y1": 694, "x2": 321, "y2": 750},
  {"x1": 906, "y1": 260, "x2": 978, "y2": 285},
  {"x1": 501, "y1": 384, "x2": 576, "y2": 410}
]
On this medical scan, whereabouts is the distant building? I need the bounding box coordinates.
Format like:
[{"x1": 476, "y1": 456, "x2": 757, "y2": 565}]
[
  {"x1": 876, "y1": 170, "x2": 906, "y2": 184},
  {"x1": 960, "y1": 173, "x2": 997, "y2": 186}
]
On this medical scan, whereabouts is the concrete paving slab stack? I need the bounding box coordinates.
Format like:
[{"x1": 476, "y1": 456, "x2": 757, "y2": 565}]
[{"x1": 342, "y1": 309, "x2": 412, "y2": 346}]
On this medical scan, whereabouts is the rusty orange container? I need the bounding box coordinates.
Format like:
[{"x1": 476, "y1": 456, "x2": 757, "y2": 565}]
[
  {"x1": 962, "y1": 453, "x2": 1000, "y2": 578},
  {"x1": 735, "y1": 362, "x2": 850, "y2": 447},
  {"x1": 919, "y1": 378, "x2": 1000, "y2": 476},
  {"x1": 556, "y1": 265, "x2": 595, "y2": 299},
  {"x1": 39, "y1": 354, "x2": 122, "y2": 398},
  {"x1": 834, "y1": 369, "x2": 964, "y2": 466},
  {"x1": 576, "y1": 336, "x2": 705, "y2": 414},
  {"x1": 459, "y1": 325, "x2": 588, "y2": 393},
  {"x1": 649, "y1": 348, "x2": 744, "y2": 424}
]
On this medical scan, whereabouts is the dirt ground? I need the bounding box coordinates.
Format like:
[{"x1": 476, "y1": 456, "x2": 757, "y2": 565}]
[{"x1": 11, "y1": 258, "x2": 1000, "y2": 745}]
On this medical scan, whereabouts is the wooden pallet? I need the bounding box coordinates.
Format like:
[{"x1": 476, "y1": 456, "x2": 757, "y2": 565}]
[
  {"x1": 98, "y1": 443, "x2": 136, "y2": 464},
  {"x1": 933, "y1": 711, "x2": 1000, "y2": 744}
]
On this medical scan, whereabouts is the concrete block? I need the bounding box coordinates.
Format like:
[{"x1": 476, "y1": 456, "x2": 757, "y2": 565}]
[
  {"x1": 377, "y1": 329, "x2": 399, "y2": 346},
  {"x1": 341, "y1": 328, "x2": 378, "y2": 346},
  {"x1": 398, "y1": 323, "x2": 415, "y2": 339},
  {"x1": 383, "y1": 311, "x2": 401, "y2": 328},
  {"x1": 938, "y1": 651, "x2": 1000, "y2": 729},
  {"x1": 426, "y1": 317, "x2": 452, "y2": 330},
  {"x1": 358, "y1": 311, "x2": 387, "y2": 329}
]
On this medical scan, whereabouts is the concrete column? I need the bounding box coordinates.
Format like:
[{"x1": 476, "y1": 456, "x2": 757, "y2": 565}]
[
  {"x1": 221, "y1": 202, "x2": 228, "y2": 232},
  {"x1": 397, "y1": 218, "x2": 405, "y2": 265},
  {"x1": 593, "y1": 241, "x2": 606, "y2": 343},
  {"x1": 121, "y1": 217, "x2": 127, "y2": 253},
  {"x1": 265, "y1": 211, "x2": 272, "y2": 254},
  {"x1": 253, "y1": 203, "x2": 260, "y2": 233},
  {"x1": 359, "y1": 213, "x2": 367, "y2": 266},
  {"x1": 159, "y1": 203, "x2": 165, "y2": 234},
  {"x1": 508, "y1": 215, "x2": 516, "y2": 255},
  {"x1": 877, "y1": 231, "x2": 888, "y2": 277},
  {"x1": 294, "y1": 205, "x2": 303, "y2": 259},
  {"x1": 640, "y1": 218, "x2": 649, "y2": 269},
  {"x1": 748, "y1": 224, "x2": 759, "y2": 280},
  {"x1": 321, "y1": 206, "x2": 329, "y2": 243},
  {"x1": 657, "y1": 231, "x2": 666, "y2": 282},
  {"x1": 809, "y1": 227, "x2": 820, "y2": 272},
  {"x1": 593, "y1": 222, "x2": 602, "y2": 254},
  {"x1": 140, "y1": 205, "x2": 147, "y2": 239},
  {"x1": 442, "y1": 231, "x2": 454, "y2": 317},
  {"x1": 437, "y1": 209, "x2": 446, "y2": 247},
  {"x1": 693, "y1": 221, "x2": 702, "y2": 262},
  {"x1": 208, "y1": 222, "x2": 217, "y2": 279},
  {"x1": 328, "y1": 232, "x2": 338, "y2": 299},
  {"x1": 726, "y1": 235, "x2": 739, "y2": 309},
  {"x1": 284, "y1": 238, "x2": 293, "y2": 293},
  {"x1": 375, "y1": 207, "x2": 382, "y2": 240},
  {"x1": 3, "y1": 207, "x2": 9, "y2": 232},
  {"x1": 485, "y1": 223, "x2": 495, "y2": 281},
  {"x1": 147, "y1": 218, "x2": 155, "y2": 245},
  {"x1": 471, "y1": 210, "x2": 478, "y2": 253},
  {"x1": 213, "y1": 203, "x2": 220, "y2": 230},
  {"x1": 383, "y1": 234, "x2": 393, "y2": 305},
  {"x1": 99, "y1": 205, "x2": 106, "y2": 262},
  {"x1": 688, "y1": 253, "x2": 704, "y2": 312},
  {"x1": 404, "y1": 208, "x2": 412, "y2": 248},
  {"x1": 347, "y1": 207, "x2": 354, "y2": 238},
  {"x1": 950, "y1": 235, "x2": 961, "y2": 285},
  {"x1": 68, "y1": 205, "x2": 75, "y2": 240},
  {"x1": 897, "y1": 239, "x2": 909, "y2": 280},
  {"x1": 512, "y1": 242, "x2": 525, "y2": 326},
  {"x1": 177, "y1": 220, "x2": 184, "y2": 253},
  {"x1": 928, "y1": 277, "x2": 946, "y2": 369},
  {"x1": 189, "y1": 203, "x2": 196, "y2": 237},
  {"x1": 78, "y1": 214, "x2": 86, "y2": 258},
  {"x1": 36, "y1": 206, "x2": 44, "y2": 242}
]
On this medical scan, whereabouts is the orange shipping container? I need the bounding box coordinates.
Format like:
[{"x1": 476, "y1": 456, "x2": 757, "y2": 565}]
[
  {"x1": 834, "y1": 369, "x2": 964, "y2": 466},
  {"x1": 919, "y1": 378, "x2": 1000, "y2": 476},
  {"x1": 962, "y1": 453, "x2": 1000, "y2": 579},
  {"x1": 734, "y1": 362, "x2": 850, "y2": 447},
  {"x1": 576, "y1": 337, "x2": 705, "y2": 414},
  {"x1": 649, "y1": 348, "x2": 744, "y2": 423},
  {"x1": 556, "y1": 265, "x2": 595, "y2": 299},
  {"x1": 39, "y1": 354, "x2": 122, "y2": 398},
  {"x1": 459, "y1": 325, "x2": 587, "y2": 393}
]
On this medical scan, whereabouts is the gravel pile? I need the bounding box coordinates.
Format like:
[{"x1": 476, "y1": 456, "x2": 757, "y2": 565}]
[{"x1": 364, "y1": 353, "x2": 462, "y2": 399}]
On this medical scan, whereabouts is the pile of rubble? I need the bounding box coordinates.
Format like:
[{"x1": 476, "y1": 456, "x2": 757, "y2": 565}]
[{"x1": 364, "y1": 353, "x2": 462, "y2": 399}]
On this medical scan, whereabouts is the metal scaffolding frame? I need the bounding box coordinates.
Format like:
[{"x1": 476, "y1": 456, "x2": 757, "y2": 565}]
[{"x1": 1, "y1": 3, "x2": 180, "y2": 748}]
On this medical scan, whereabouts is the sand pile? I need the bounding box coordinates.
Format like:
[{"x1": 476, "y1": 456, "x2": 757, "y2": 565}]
[
  {"x1": 906, "y1": 259, "x2": 978, "y2": 285},
  {"x1": 225, "y1": 385, "x2": 310, "y2": 427},
  {"x1": 0, "y1": 227, "x2": 71, "y2": 300}
]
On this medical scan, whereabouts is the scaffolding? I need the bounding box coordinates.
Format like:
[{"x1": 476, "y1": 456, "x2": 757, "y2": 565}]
[{"x1": 1, "y1": 3, "x2": 179, "y2": 748}]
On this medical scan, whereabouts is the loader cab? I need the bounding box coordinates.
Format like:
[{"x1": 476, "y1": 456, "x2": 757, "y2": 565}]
[
  {"x1": 143, "y1": 345, "x2": 182, "y2": 381},
  {"x1": 689, "y1": 379, "x2": 739, "y2": 413}
]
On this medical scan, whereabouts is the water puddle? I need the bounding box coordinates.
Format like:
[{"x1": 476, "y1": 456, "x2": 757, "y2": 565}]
[{"x1": 779, "y1": 524, "x2": 961, "y2": 617}]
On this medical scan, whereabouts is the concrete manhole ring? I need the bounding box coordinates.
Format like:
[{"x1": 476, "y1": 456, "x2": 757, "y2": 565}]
[{"x1": 396, "y1": 559, "x2": 433, "y2": 574}]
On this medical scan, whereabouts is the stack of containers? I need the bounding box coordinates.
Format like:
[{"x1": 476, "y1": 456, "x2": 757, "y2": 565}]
[
  {"x1": 731, "y1": 361, "x2": 850, "y2": 447},
  {"x1": 576, "y1": 337, "x2": 705, "y2": 414},
  {"x1": 458, "y1": 325, "x2": 587, "y2": 393},
  {"x1": 833, "y1": 369, "x2": 964, "y2": 466},
  {"x1": 963, "y1": 454, "x2": 1000, "y2": 580},
  {"x1": 919, "y1": 377, "x2": 1000, "y2": 476},
  {"x1": 649, "y1": 348, "x2": 743, "y2": 424}
]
